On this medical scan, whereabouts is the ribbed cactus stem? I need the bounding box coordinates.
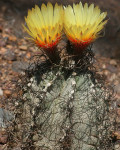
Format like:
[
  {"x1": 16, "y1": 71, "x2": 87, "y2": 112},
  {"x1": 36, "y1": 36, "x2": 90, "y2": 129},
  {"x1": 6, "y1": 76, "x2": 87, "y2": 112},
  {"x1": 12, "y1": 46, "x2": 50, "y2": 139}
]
[{"x1": 22, "y1": 66, "x2": 111, "y2": 150}]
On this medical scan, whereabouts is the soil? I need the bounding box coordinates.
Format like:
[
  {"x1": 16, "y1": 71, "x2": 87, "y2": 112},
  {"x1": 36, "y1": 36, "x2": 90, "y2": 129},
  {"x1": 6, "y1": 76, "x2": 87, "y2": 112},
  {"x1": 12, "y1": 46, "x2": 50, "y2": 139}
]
[{"x1": 0, "y1": 0, "x2": 120, "y2": 149}]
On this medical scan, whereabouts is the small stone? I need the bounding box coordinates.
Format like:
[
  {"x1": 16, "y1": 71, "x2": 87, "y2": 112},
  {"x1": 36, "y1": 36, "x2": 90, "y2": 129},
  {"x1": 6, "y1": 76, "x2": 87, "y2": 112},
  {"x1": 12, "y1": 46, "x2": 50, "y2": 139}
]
[
  {"x1": 26, "y1": 52, "x2": 31, "y2": 58},
  {"x1": 19, "y1": 45, "x2": 27, "y2": 50},
  {"x1": 104, "y1": 70, "x2": 109, "y2": 76},
  {"x1": 102, "y1": 64, "x2": 106, "y2": 69},
  {"x1": 3, "y1": 49, "x2": 16, "y2": 61},
  {"x1": 4, "y1": 90, "x2": 12, "y2": 97},
  {"x1": 9, "y1": 35, "x2": 17, "y2": 42},
  {"x1": 0, "y1": 88, "x2": 3, "y2": 96},
  {"x1": 0, "y1": 48, "x2": 6, "y2": 54},
  {"x1": 4, "y1": 28, "x2": 11, "y2": 34},
  {"x1": 2, "y1": 33, "x2": 9, "y2": 39},
  {"x1": 6, "y1": 45, "x2": 13, "y2": 49},
  {"x1": 110, "y1": 59, "x2": 117, "y2": 66},
  {"x1": 0, "y1": 129, "x2": 8, "y2": 144}
]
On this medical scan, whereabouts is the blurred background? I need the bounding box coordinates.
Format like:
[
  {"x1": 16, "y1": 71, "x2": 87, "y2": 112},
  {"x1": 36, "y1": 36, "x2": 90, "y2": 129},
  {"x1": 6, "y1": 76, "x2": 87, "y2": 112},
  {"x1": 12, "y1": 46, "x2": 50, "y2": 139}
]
[{"x1": 0, "y1": 0, "x2": 120, "y2": 149}]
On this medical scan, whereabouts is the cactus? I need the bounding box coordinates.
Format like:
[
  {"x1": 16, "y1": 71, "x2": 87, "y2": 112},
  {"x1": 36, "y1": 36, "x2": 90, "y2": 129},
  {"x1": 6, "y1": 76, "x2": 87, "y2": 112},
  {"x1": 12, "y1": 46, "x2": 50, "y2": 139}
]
[
  {"x1": 13, "y1": 48, "x2": 113, "y2": 150},
  {"x1": 11, "y1": 2, "x2": 114, "y2": 149}
]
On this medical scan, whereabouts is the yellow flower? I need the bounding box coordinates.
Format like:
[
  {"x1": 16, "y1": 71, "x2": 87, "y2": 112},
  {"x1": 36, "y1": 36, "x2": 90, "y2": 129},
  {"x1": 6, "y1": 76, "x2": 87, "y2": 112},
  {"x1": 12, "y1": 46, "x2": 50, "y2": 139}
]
[
  {"x1": 64, "y1": 2, "x2": 107, "y2": 49},
  {"x1": 23, "y1": 3, "x2": 63, "y2": 49}
]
